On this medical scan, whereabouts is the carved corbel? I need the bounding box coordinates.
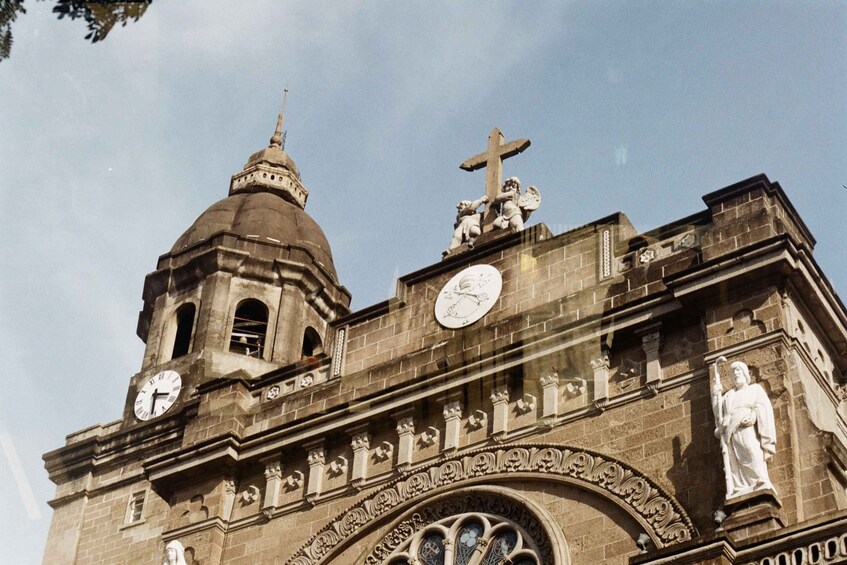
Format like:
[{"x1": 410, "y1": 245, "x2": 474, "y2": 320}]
[
  {"x1": 350, "y1": 430, "x2": 371, "y2": 485},
  {"x1": 442, "y1": 401, "x2": 463, "y2": 453},
  {"x1": 305, "y1": 444, "x2": 326, "y2": 501},
  {"x1": 540, "y1": 371, "x2": 560, "y2": 418},
  {"x1": 590, "y1": 352, "x2": 610, "y2": 408},
  {"x1": 395, "y1": 415, "x2": 416, "y2": 471},
  {"x1": 490, "y1": 385, "x2": 510, "y2": 440}
]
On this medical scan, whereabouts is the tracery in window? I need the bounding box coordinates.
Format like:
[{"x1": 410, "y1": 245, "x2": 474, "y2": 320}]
[{"x1": 386, "y1": 513, "x2": 540, "y2": 565}]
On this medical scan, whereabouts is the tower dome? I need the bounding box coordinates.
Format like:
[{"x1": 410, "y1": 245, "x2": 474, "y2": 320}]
[
  {"x1": 135, "y1": 103, "x2": 351, "y2": 380},
  {"x1": 171, "y1": 191, "x2": 337, "y2": 280}
]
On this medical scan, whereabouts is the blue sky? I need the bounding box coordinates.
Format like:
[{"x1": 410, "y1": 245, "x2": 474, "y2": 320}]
[{"x1": 1, "y1": 2, "x2": 845, "y2": 562}]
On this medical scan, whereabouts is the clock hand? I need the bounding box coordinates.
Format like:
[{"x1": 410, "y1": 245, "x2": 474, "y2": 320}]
[{"x1": 150, "y1": 389, "x2": 159, "y2": 413}]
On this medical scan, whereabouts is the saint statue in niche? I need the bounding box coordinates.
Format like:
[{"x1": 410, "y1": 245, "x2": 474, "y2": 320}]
[
  {"x1": 162, "y1": 540, "x2": 188, "y2": 565},
  {"x1": 444, "y1": 194, "x2": 489, "y2": 255},
  {"x1": 492, "y1": 177, "x2": 540, "y2": 232},
  {"x1": 711, "y1": 357, "x2": 777, "y2": 498}
]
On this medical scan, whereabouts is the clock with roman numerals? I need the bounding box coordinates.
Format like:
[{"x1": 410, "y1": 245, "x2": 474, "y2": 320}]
[{"x1": 133, "y1": 370, "x2": 182, "y2": 421}]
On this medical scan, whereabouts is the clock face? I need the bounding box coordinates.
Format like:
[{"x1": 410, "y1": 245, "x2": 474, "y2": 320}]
[
  {"x1": 134, "y1": 370, "x2": 182, "y2": 421},
  {"x1": 434, "y1": 264, "x2": 502, "y2": 329}
]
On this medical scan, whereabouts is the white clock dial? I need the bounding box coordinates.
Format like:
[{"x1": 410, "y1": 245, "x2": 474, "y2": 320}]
[
  {"x1": 434, "y1": 264, "x2": 502, "y2": 328},
  {"x1": 134, "y1": 370, "x2": 182, "y2": 421}
]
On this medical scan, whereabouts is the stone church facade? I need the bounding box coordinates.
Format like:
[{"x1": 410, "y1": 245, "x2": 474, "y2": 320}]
[{"x1": 43, "y1": 119, "x2": 847, "y2": 564}]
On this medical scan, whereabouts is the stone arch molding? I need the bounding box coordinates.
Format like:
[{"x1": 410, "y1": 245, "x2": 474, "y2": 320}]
[{"x1": 285, "y1": 443, "x2": 698, "y2": 565}]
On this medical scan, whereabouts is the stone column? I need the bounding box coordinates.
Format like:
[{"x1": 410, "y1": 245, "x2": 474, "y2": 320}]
[
  {"x1": 261, "y1": 456, "x2": 282, "y2": 516},
  {"x1": 350, "y1": 430, "x2": 371, "y2": 487},
  {"x1": 590, "y1": 352, "x2": 610, "y2": 410},
  {"x1": 305, "y1": 443, "x2": 326, "y2": 502},
  {"x1": 540, "y1": 371, "x2": 560, "y2": 419},
  {"x1": 640, "y1": 329, "x2": 662, "y2": 394},
  {"x1": 395, "y1": 415, "x2": 415, "y2": 472},
  {"x1": 442, "y1": 401, "x2": 463, "y2": 454},
  {"x1": 490, "y1": 385, "x2": 510, "y2": 440}
]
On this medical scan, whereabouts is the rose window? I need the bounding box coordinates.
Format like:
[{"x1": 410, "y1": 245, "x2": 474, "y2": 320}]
[{"x1": 386, "y1": 514, "x2": 540, "y2": 565}]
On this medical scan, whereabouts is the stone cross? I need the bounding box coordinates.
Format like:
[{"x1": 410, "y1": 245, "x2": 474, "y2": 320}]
[{"x1": 460, "y1": 127, "x2": 531, "y2": 231}]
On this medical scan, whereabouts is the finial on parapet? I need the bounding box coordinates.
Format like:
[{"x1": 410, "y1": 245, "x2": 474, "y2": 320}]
[{"x1": 269, "y1": 87, "x2": 289, "y2": 149}]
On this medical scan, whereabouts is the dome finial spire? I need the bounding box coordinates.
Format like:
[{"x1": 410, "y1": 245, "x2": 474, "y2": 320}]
[{"x1": 269, "y1": 87, "x2": 289, "y2": 149}]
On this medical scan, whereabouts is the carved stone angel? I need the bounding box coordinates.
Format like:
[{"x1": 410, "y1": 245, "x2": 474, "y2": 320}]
[
  {"x1": 445, "y1": 195, "x2": 489, "y2": 255},
  {"x1": 493, "y1": 176, "x2": 541, "y2": 232}
]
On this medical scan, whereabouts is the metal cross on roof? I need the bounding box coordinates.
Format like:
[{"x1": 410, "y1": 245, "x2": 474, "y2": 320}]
[{"x1": 460, "y1": 127, "x2": 531, "y2": 232}]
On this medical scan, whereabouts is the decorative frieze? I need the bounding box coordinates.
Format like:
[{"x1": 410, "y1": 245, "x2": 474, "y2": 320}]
[{"x1": 285, "y1": 443, "x2": 697, "y2": 565}]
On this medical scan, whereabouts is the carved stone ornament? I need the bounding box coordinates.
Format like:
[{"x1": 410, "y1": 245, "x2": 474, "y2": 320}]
[
  {"x1": 328, "y1": 456, "x2": 348, "y2": 477},
  {"x1": 265, "y1": 462, "x2": 282, "y2": 480},
  {"x1": 284, "y1": 443, "x2": 696, "y2": 565},
  {"x1": 516, "y1": 393, "x2": 537, "y2": 414},
  {"x1": 564, "y1": 377, "x2": 587, "y2": 398},
  {"x1": 285, "y1": 471, "x2": 305, "y2": 490},
  {"x1": 266, "y1": 385, "x2": 281, "y2": 400},
  {"x1": 711, "y1": 358, "x2": 777, "y2": 499},
  {"x1": 374, "y1": 442, "x2": 394, "y2": 462},
  {"x1": 420, "y1": 426, "x2": 440, "y2": 446},
  {"x1": 638, "y1": 248, "x2": 656, "y2": 264},
  {"x1": 223, "y1": 478, "x2": 237, "y2": 495},
  {"x1": 241, "y1": 485, "x2": 260, "y2": 505},
  {"x1": 443, "y1": 401, "x2": 462, "y2": 420},
  {"x1": 300, "y1": 374, "x2": 314, "y2": 388},
  {"x1": 490, "y1": 386, "x2": 510, "y2": 404},
  {"x1": 307, "y1": 448, "x2": 326, "y2": 466},
  {"x1": 351, "y1": 432, "x2": 370, "y2": 451},
  {"x1": 467, "y1": 410, "x2": 488, "y2": 430},
  {"x1": 396, "y1": 416, "x2": 415, "y2": 435},
  {"x1": 434, "y1": 264, "x2": 502, "y2": 329},
  {"x1": 539, "y1": 371, "x2": 560, "y2": 387}
]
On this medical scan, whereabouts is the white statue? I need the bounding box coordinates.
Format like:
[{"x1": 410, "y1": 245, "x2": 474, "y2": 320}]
[
  {"x1": 492, "y1": 176, "x2": 540, "y2": 232},
  {"x1": 445, "y1": 195, "x2": 489, "y2": 255},
  {"x1": 711, "y1": 358, "x2": 777, "y2": 498},
  {"x1": 163, "y1": 540, "x2": 188, "y2": 565}
]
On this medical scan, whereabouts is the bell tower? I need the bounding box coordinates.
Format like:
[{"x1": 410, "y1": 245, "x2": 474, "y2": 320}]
[{"x1": 126, "y1": 104, "x2": 351, "y2": 422}]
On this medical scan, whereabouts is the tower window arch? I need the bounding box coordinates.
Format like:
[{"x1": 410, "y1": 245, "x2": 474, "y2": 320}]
[
  {"x1": 171, "y1": 303, "x2": 196, "y2": 360},
  {"x1": 229, "y1": 299, "x2": 268, "y2": 359},
  {"x1": 302, "y1": 326, "x2": 323, "y2": 358}
]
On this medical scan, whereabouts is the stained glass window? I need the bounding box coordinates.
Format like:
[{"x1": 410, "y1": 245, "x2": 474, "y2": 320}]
[
  {"x1": 418, "y1": 533, "x2": 446, "y2": 565},
  {"x1": 480, "y1": 530, "x2": 518, "y2": 564}
]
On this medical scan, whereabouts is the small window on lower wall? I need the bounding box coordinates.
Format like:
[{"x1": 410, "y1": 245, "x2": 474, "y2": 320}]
[{"x1": 125, "y1": 490, "x2": 146, "y2": 525}]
